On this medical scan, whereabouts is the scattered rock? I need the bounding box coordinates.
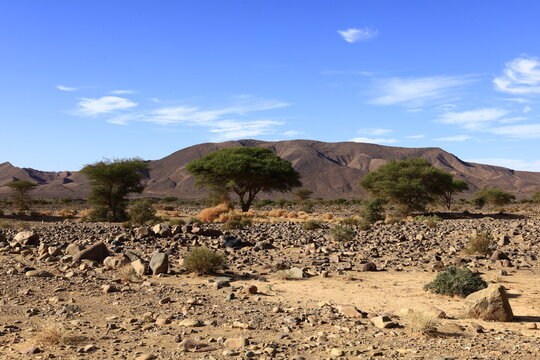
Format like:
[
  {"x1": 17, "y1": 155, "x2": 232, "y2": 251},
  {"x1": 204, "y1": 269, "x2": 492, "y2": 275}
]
[{"x1": 465, "y1": 284, "x2": 514, "y2": 322}]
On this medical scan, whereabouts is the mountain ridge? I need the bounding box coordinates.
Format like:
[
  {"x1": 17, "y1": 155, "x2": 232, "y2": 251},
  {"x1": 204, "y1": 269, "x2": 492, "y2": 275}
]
[{"x1": 1, "y1": 139, "x2": 540, "y2": 199}]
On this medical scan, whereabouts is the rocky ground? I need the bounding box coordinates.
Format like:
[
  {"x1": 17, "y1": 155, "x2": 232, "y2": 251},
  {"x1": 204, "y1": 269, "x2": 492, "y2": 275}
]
[{"x1": 0, "y1": 211, "x2": 539, "y2": 359}]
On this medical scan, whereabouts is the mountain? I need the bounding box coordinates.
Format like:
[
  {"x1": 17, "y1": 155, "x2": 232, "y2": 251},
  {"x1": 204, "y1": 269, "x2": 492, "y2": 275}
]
[{"x1": 1, "y1": 139, "x2": 540, "y2": 199}]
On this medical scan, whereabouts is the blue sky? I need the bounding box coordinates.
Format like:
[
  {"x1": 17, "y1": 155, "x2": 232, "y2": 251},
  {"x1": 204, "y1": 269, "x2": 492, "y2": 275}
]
[{"x1": 2, "y1": 1, "x2": 540, "y2": 171}]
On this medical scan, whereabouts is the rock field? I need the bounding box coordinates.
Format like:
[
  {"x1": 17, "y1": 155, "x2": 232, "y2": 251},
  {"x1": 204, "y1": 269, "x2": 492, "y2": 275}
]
[{"x1": 0, "y1": 215, "x2": 539, "y2": 359}]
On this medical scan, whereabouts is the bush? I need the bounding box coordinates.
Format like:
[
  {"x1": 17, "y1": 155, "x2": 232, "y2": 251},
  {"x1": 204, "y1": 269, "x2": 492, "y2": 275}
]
[
  {"x1": 474, "y1": 188, "x2": 515, "y2": 207},
  {"x1": 402, "y1": 311, "x2": 439, "y2": 335},
  {"x1": 329, "y1": 225, "x2": 356, "y2": 241},
  {"x1": 303, "y1": 220, "x2": 322, "y2": 230},
  {"x1": 415, "y1": 215, "x2": 442, "y2": 228},
  {"x1": 299, "y1": 200, "x2": 314, "y2": 213},
  {"x1": 127, "y1": 199, "x2": 156, "y2": 225},
  {"x1": 184, "y1": 247, "x2": 226, "y2": 275},
  {"x1": 339, "y1": 217, "x2": 361, "y2": 226},
  {"x1": 424, "y1": 266, "x2": 487, "y2": 297},
  {"x1": 169, "y1": 218, "x2": 186, "y2": 226},
  {"x1": 198, "y1": 203, "x2": 231, "y2": 223},
  {"x1": 223, "y1": 217, "x2": 252, "y2": 230},
  {"x1": 463, "y1": 231, "x2": 492, "y2": 256},
  {"x1": 361, "y1": 198, "x2": 386, "y2": 223}
]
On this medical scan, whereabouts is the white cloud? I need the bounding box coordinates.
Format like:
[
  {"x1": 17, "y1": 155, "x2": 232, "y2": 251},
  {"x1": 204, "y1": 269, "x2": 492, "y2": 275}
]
[
  {"x1": 406, "y1": 134, "x2": 425, "y2": 139},
  {"x1": 110, "y1": 89, "x2": 136, "y2": 95},
  {"x1": 282, "y1": 130, "x2": 301, "y2": 137},
  {"x1": 338, "y1": 27, "x2": 378, "y2": 43},
  {"x1": 434, "y1": 135, "x2": 472, "y2": 142},
  {"x1": 356, "y1": 128, "x2": 393, "y2": 136},
  {"x1": 437, "y1": 108, "x2": 509, "y2": 130},
  {"x1": 469, "y1": 158, "x2": 540, "y2": 172},
  {"x1": 76, "y1": 96, "x2": 138, "y2": 116},
  {"x1": 489, "y1": 123, "x2": 540, "y2": 138},
  {"x1": 494, "y1": 56, "x2": 540, "y2": 95},
  {"x1": 57, "y1": 85, "x2": 77, "y2": 92},
  {"x1": 523, "y1": 106, "x2": 532, "y2": 113},
  {"x1": 371, "y1": 75, "x2": 473, "y2": 107},
  {"x1": 208, "y1": 120, "x2": 284, "y2": 140},
  {"x1": 350, "y1": 136, "x2": 399, "y2": 144}
]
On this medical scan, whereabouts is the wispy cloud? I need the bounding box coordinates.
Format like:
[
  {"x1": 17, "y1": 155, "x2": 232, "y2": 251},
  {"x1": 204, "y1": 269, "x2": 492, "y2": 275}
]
[
  {"x1": 494, "y1": 56, "x2": 540, "y2": 95},
  {"x1": 356, "y1": 128, "x2": 394, "y2": 136},
  {"x1": 110, "y1": 89, "x2": 137, "y2": 95},
  {"x1": 57, "y1": 85, "x2": 77, "y2": 92},
  {"x1": 488, "y1": 123, "x2": 540, "y2": 138},
  {"x1": 469, "y1": 158, "x2": 540, "y2": 171},
  {"x1": 370, "y1": 75, "x2": 474, "y2": 107},
  {"x1": 105, "y1": 96, "x2": 291, "y2": 140},
  {"x1": 434, "y1": 134, "x2": 472, "y2": 142},
  {"x1": 437, "y1": 108, "x2": 509, "y2": 130},
  {"x1": 350, "y1": 136, "x2": 399, "y2": 144},
  {"x1": 406, "y1": 134, "x2": 425, "y2": 139},
  {"x1": 76, "y1": 96, "x2": 138, "y2": 116},
  {"x1": 337, "y1": 27, "x2": 378, "y2": 43}
]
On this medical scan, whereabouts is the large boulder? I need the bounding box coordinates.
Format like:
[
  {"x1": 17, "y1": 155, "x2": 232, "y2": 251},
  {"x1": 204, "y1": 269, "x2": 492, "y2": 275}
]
[
  {"x1": 14, "y1": 231, "x2": 39, "y2": 246},
  {"x1": 73, "y1": 242, "x2": 110, "y2": 263},
  {"x1": 465, "y1": 284, "x2": 514, "y2": 322},
  {"x1": 149, "y1": 252, "x2": 169, "y2": 275}
]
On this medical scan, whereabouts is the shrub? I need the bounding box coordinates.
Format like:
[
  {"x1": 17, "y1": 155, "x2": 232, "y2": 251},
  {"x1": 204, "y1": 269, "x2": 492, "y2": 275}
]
[
  {"x1": 402, "y1": 311, "x2": 439, "y2": 335},
  {"x1": 169, "y1": 218, "x2": 186, "y2": 226},
  {"x1": 415, "y1": 215, "x2": 442, "y2": 228},
  {"x1": 303, "y1": 220, "x2": 322, "y2": 230},
  {"x1": 268, "y1": 209, "x2": 286, "y2": 217},
  {"x1": 321, "y1": 212, "x2": 333, "y2": 220},
  {"x1": 34, "y1": 323, "x2": 75, "y2": 346},
  {"x1": 474, "y1": 188, "x2": 515, "y2": 207},
  {"x1": 300, "y1": 200, "x2": 314, "y2": 213},
  {"x1": 223, "y1": 217, "x2": 251, "y2": 230},
  {"x1": 361, "y1": 198, "x2": 386, "y2": 223},
  {"x1": 184, "y1": 247, "x2": 226, "y2": 275},
  {"x1": 424, "y1": 266, "x2": 487, "y2": 297},
  {"x1": 463, "y1": 231, "x2": 492, "y2": 256},
  {"x1": 197, "y1": 203, "x2": 231, "y2": 223},
  {"x1": 532, "y1": 191, "x2": 540, "y2": 203},
  {"x1": 189, "y1": 216, "x2": 202, "y2": 225},
  {"x1": 329, "y1": 225, "x2": 356, "y2": 241},
  {"x1": 127, "y1": 199, "x2": 156, "y2": 225},
  {"x1": 339, "y1": 217, "x2": 362, "y2": 226}
]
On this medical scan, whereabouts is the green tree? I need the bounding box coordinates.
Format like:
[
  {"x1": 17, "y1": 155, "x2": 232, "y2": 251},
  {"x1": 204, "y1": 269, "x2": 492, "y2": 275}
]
[
  {"x1": 186, "y1": 147, "x2": 301, "y2": 212},
  {"x1": 439, "y1": 179, "x2": 469, "y2": 210},
  {"x1": 6, "y1": 180, "x2": 38, "y2": 211},
  {"x1": 473, "y1": 188, "x2": 515, "y2": 208},
  {"x1": 358, "y1": 158, "x2": 464, "y2": 215},
  {"x1": 293, "y1": 188, "x2": 313, "y2": 202},
  {"x1": 80, "y1": 158, "x2": 149, "y2": 222}
]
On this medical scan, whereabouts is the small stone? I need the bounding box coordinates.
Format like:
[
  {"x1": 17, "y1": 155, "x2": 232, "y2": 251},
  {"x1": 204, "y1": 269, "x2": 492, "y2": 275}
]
[
  {"x1": 149, "y1": 252, "x2": 169, "y2": 275},
  {"x1": 224, "y1": 337, "x2": 248, "y2": 349},
  {"x1": 360, "y1": 262, "x2": 377, "y2": 272},
  {"x1": 131, "y1": 259, "x2": 148, "y2": 276},
  {"x1": 25, "y1": 269, "x2": 53, "y2": 278},
  {"x1": 179, "y1": 319, "x2": 201, "y2": 327},
  {"x1": 371, "y1": 315, "x2": 397, "y2": 329},
  {"x1": 245, "y1": 285, "x2": 258, "y2": 295},
  {"x1": 73, "y1": 242, "x2": 110, "y2": 262},
  {"x1": 102, "y1": 284, "x2": 118, "y2": 293}
]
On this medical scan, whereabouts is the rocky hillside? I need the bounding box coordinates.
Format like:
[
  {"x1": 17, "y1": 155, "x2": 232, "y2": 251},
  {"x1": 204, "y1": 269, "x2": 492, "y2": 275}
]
[{"x1": 2, "y1": 139, "x2": 540, "y2": 199}]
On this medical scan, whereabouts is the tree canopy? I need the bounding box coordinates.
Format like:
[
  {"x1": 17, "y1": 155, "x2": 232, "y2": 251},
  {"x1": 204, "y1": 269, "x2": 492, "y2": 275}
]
[
  {"x1": 358, "y1": 158, "x2": 466, "y2": 214},
  {"x1": 186, "y1": 147, "x2": 301, "y2": 211},
  {"x1": 473, "y1": 188, "x2": 515, "y2": 208},
  {"x1": 6, "y1": 180, "x2": 38, "y2": 211},
  {"x1": 80, "y1": 158, "x2": 149, "y2": 222}
]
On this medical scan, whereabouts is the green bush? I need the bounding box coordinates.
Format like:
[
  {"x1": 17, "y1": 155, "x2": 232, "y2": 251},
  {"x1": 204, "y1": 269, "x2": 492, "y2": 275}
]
[
  {"x1": 415, "y1": 215, "x2": 442, "y2": 228},
  {"x1": 169, "y1": 218, "x2": 186, "y2": 226},
  {"x1": 184, "y1": 247, "x2": 226, "y2": 275},
  {"x1": 339, "y1": 217, "x2": 361, "y2": 226},
  {"x1": 303, "y1": 220, "x2": 322, "y2": 230},
  {"x1": 361, "y1": 198, "x2": 386, "y2": 223},
  {"x1": 128, "y1": 199, "x2": 156, "y2": 226},
  {"x1": 329, "y1": 225, "x2": 356, "y2": 241},
  {"x1": 473, "y1": 188, "x2": 515, "y2": 207},
  {"x1": 299, "y1": 200, "x2": 314, "y2": 213},
  {"x1": 424, "y1": 266, "x2": 487, "y2": 297},
  {"x1": 463, "y1": 231, "x2": 492, "y2": 256}
]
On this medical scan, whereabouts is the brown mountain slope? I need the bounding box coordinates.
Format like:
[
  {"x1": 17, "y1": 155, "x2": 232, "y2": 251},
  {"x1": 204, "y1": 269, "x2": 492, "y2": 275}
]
[{"x1": 1, "y1": 140, "x2": 540, "y2": 199}]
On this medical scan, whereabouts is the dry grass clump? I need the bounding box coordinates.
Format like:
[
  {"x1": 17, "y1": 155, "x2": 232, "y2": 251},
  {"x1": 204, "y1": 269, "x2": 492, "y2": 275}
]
[
  {"x1": 57, "y1": 209, "x2": 77, "y2": 218},
  {"x1": 116, "y1": 265, "x2": 140, "y2": 283},
  {"x1": 34, "y1": 323, "x2": 77, "y2": 347},
  {"x1": 184, "y1": 247, "x2": 226, "y2": 275},
  {"x1": 197, "y1": 203, "x2": 231, "y2": 223},
  {"x1": 286, "y1": 211, "x2": 298, "y2": 219},
  {"x1": 464, "y1": 231, "x2": 492, "y2": 256},
  {"x1": 321, "y1": 212, "x2": 333, "y2": 220},
  {"x1": 268, "y1": 209, "x2": 286, "y2": 217},
  {"x1": 402, "y1": 311, "x2": 439, "y2": 335}
]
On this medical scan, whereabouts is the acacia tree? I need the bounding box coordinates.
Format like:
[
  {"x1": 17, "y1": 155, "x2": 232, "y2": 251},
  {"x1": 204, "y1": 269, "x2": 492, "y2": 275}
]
[
  {"x1": 7, "y1": 180, "x2": 38, "y2": 211},
  {"x1": 473, "y1": 188, "x2": 515, "y2": 208},
  {"x1": 359, "y1": 158, "x2": 465, "y2": 214},
  {"x1": 439, "y1": 179, "x2": 469, "y2": 210},
  {"x1": 186, "y1": 147, "x2": 301, "y2": 212},
  {"x1": 80, "y1": 158, "x2": 148, "y2": 222}
]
